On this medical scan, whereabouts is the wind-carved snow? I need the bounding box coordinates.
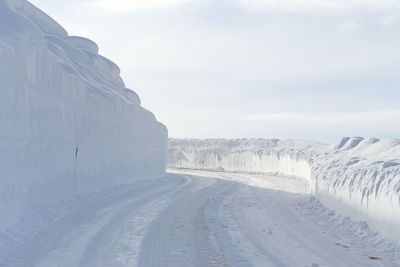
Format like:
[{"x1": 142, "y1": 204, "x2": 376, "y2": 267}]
[
  {"x1": 0, "y1": 0, "x2": 167, "y2": 236},
  {"x1": 168, "y1": 137, "x2": 400, "y2": 241},
  {"x1": 314, "y1": 137, "x2": 400, "y2": 241}
]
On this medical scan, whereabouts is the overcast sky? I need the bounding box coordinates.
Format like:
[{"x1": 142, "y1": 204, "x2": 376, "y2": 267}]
[{"x1": 30, "y1": 0, "x2": 400, "y2": 143}]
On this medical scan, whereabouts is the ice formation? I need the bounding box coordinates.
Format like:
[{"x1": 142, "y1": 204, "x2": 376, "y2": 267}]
[
  {"x1": 168, "y1": 137, "x2": 400, "y2": 240},
  {"x1": 0, "y1": 0, "x2": 167, "y2": 232}
]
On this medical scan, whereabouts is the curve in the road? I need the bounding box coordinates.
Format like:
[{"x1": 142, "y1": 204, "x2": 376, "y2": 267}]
[{"x1": 2, "y1": 171, "x2": 398, "y2": 267}]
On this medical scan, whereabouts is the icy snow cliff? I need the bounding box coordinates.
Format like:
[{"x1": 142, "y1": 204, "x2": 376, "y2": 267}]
[
  {"x1": 168, "y1": 138, "x2": 400, "y2": 240},
  {"x1": 0, "y1": 0, "x2": 167, "y2": 231}
]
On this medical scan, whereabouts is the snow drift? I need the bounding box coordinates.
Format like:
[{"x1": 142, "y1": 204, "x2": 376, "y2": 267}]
[
  {"x1": 0, "y1": 0, "x2": 167, "y2": 232},
  {"x1": 168, "y1": 138, "x2": 400, "y2": 241}
]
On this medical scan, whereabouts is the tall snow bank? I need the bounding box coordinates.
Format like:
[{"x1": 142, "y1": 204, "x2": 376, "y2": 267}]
[
  {"x1": 168, "y1": 139, "x2": 325, "y2": 180},
  {"x1": 168, "y1": 138, "x2": 400, "y2": 240},
  {"x1": 0, "y1": 0, "x2": 167, "y2": 232},
  {"x1": 314, "y1": 137, "x2": 400, "y2": 240}
]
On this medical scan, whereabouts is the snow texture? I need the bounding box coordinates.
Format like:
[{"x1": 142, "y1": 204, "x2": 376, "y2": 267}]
[
  {"x1": 168, "y1": 137, "x2": 400, "y2": 241},
  {"x1": 0, "y1": 0, "x2": 167, "y2": 233}
]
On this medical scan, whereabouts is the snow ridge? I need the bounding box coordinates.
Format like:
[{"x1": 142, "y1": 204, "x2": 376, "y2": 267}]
[
  {"x1": 0, "y1": 0, "x2": 167, "y2": 233},
  {"x1": 168, "y1": 137, "x2": 400, "y2": 241}
]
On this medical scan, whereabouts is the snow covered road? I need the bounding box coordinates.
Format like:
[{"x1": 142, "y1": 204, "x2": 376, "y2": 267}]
[{"x1": 1, "y1": 170, "x2": 398, "y2": 266}]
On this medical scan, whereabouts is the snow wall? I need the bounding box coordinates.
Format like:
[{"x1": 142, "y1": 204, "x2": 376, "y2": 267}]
[
  {"x1": 0, "y1": 0, "x2": 167, "y2": 232},
  {"x1": 168, "y1": 138, "x2": 400, "y2": 241}
]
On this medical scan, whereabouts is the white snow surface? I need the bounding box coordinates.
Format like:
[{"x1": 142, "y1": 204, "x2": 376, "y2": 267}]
[
  {"x1": 168, "y1": 138, "x2": 400, "y2": 241},
  {"x1": 0, "y1": 0, "x2": 167, "y2": 233},
  {"x1": 2, "y1": 170, "x2": 400, "y2": 266}
]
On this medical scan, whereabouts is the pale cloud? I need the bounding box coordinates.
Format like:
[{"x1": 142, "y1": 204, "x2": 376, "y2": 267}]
[
  {"x1": 337, "y1": 20, "x2": 359, "y2": 31},
  {"x1": 241, "y1": 110, "x2": 400, "y2": 124},
  {"x1": 381, "y1": 14, "x2": 398, "y2": 25},
  {"x1": 236, "y1": 0, "x2": 400, "y2": 14},
  {"x1": 83, "y1": 0, "x2": 192, "y2": 13},
  {"x1": 237, "y1": 0, "x2": 349, "y2": 13}
]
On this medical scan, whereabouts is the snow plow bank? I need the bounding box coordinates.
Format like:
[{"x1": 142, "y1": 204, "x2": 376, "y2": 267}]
[
  {"x1": 168, "y1": 137, "x2": 400, "y2": 241},
  {"x1": 0, "y1": 0, "x2": 167, "y2": 233}
]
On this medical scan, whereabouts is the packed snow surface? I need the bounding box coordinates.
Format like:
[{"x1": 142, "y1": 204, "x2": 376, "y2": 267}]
[
  {"x1": 168, "y1": 138, "x2": 400, "y2": 241},
  {"x1": 2, "y1": 170, "x2": 399, "y2": 266},
  {"x1": 0, "y1": 0, "x2": 167, "y2": 234}
]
